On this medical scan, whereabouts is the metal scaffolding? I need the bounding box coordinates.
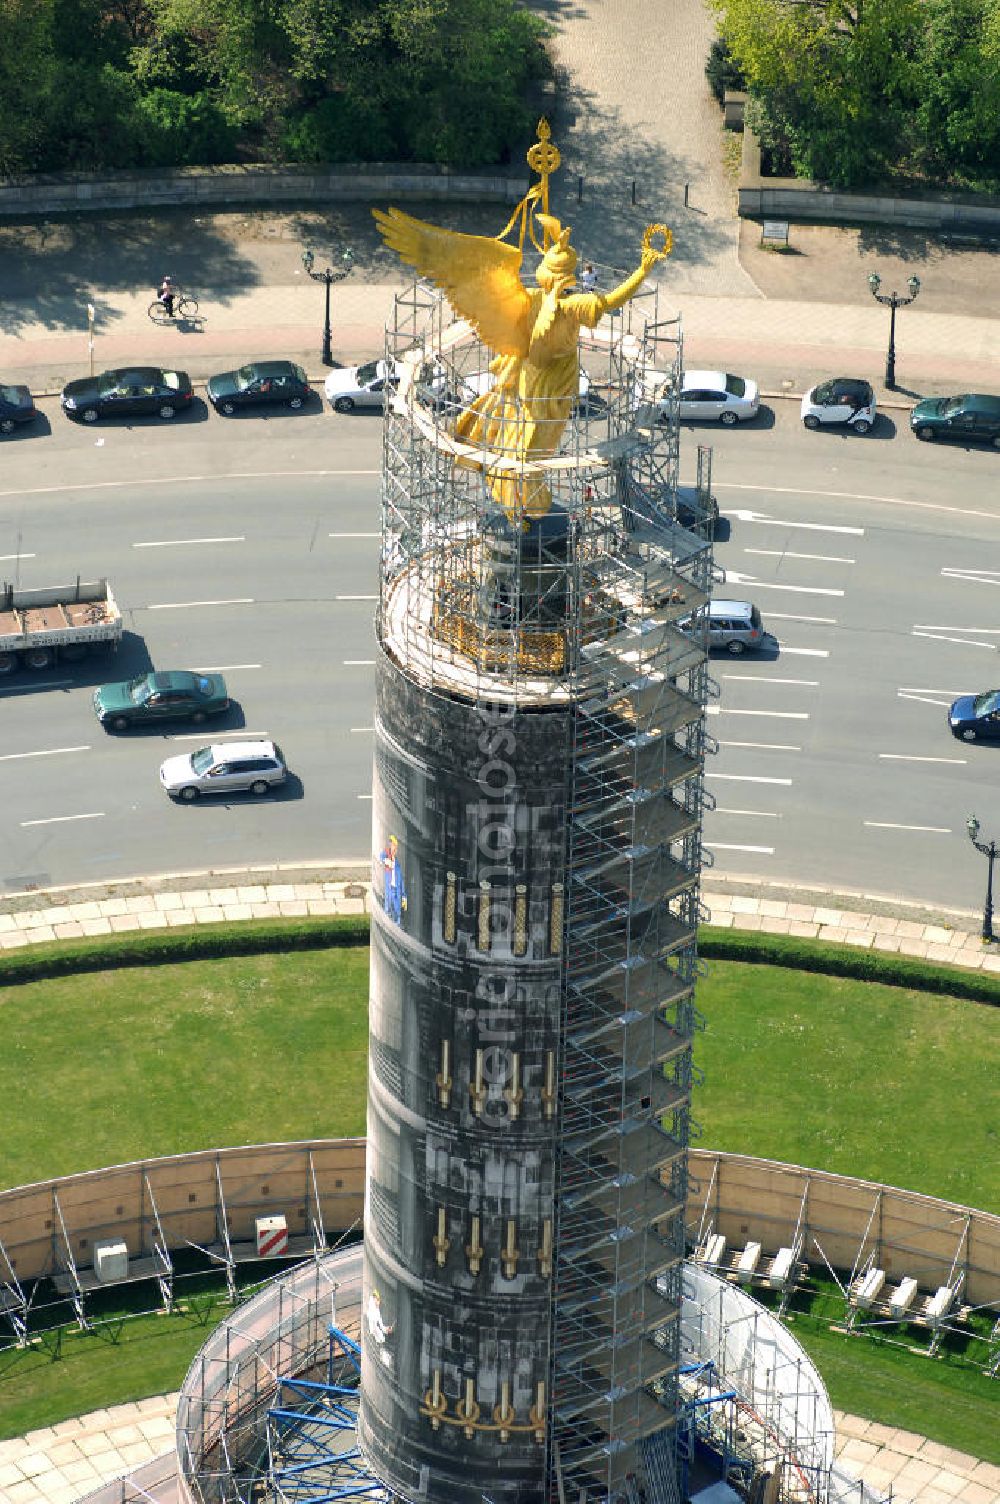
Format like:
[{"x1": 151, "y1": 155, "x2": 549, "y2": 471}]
[{"x1": 375, "y1": 276, "x2": 717, "y2": 1504}]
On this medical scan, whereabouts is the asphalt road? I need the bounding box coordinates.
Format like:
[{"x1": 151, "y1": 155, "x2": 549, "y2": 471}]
[{"x1": 2, "y1": 394, "x2": 999, "y2": 909}]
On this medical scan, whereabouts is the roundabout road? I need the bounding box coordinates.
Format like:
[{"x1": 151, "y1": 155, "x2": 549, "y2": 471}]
[{"x1": 2, "y1": 395, "x2": 1000, "y2": 907}]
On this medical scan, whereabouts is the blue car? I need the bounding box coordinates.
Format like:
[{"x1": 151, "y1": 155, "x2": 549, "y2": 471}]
[{"x1": 949, "y1": 690, "x2": 1000, "y2": 742}]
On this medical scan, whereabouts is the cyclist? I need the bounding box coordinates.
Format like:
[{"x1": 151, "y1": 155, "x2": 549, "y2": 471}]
[{"x1": 158, "y1": 275, "x2": 176, "y2": 318}]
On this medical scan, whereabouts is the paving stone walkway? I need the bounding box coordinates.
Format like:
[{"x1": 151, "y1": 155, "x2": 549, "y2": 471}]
[
  {"x1": 0, "y1": 863, "x2": 993, "y2": 973},
  {"x1": 1, "y1": 1393, "x2": 997, "y2": 1503}
]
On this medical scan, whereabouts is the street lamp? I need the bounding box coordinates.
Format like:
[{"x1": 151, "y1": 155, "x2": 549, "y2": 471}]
[
  {"x1": 301, "y1": 246, "x2": 354, "y2": 367},
  {"x1": 965, "y1": 813, "x2": 997, "y2": 943},
  {"x1": 867, "y1": 270, "x2": 920, "y2": 391}
]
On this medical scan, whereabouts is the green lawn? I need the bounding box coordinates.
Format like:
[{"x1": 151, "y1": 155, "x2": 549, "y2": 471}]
[
  {"x1": 0, "y1": 948, "x2": 370, "y2": 1186},
  {"x1": 694, "y1": 960, "x2": 1000, "y2": 1211},
  {"x1": 2, "y1": 940, "x2": 998, "y2": 1454}
]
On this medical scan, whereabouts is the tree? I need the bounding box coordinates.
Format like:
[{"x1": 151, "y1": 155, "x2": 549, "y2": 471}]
[{"x1": 710, "y1": 0, "x2": 924, "y2": 186}]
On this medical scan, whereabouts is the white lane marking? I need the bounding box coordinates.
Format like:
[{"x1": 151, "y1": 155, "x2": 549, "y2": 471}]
[
  {"x1": 896, "y1": 694, "x2": 950, "y2": 712},
  {"x1": 781, "y1": 647, "x2": 830, "y2": 658},
  {"x1": 192, "y1": 663, "x2": 262, "y2": 672},
  {"x1": 912, "y1": 630, "x2": 997, "y2": 650},
  {"x1": 705, "y1": 841, "x2": 775, "y2": 854},
  {"x1": 344, "y1": 659, "x2": 376, "y2": 666},
  {"x1": 766, "y1": 612, "x2": 837, "y2": 624},
  {"x1": 329, "y1": 532, "x2": 379, "y2": 539},
  {"x1": 708, "y1": 707, "x2": 809, "y2": 720},
  {"x1": 725, "y1": 569, "x2": 844, "y2": 597},
  {"x1": 864, "y1": 821, "x2": 952, "y2": 833},
  {"x1": 0, "y1": 552, "x2": 36, "y2": 560},
  {"x1": 350, "y1": 726, "x2": 374, "y2": 734},
  {"x1": 711, "y1": 773, "x2": 793, "y2": 785},
  {"x1": 0, "y1": 469, "x2": 380, "y2": 499},
  {"x1": 728, "y1": 507, "x2": 864, "y2": 535},
  {"x1": 719, "y1": 740, "x2": 801, "y2": 751},
  {"x1": 0, "y1": 744, "x2": 90, "y2": 762},
  {"x1": 720, "y1": 483, "x2": 998, "y2": 522},
  {"x1": 133, "y1": 536, "x2": 245, "y2": 548},
  {"x1": 744, "y1": 548, "x2": 856, "y2": 565},
  {"x1": 0, "y1": 679, "x2": 73, "y2": 695},
  {"x1": 878, "y1": 753, "x2": 966, "y2": 764},
  {"x1": 899, "y1": 686, "x2": 967, "y2": 694},
  {"x1": 357, "y1": 793, "x2": 373, "y2": 801},
  {"x1": 913, "y1": 625, "x2": 1000, "y2": 634},
  {"x1": 21, "y1": 811, "x2": 105, "y2": 827},
  {"x1": 714, "y1": 808, "x2": 782, "y2": 818},
  {"x1": 165, "y1": 730, "x2": 269, "y2": 742},
  {"x1": 941, "y1": 567, "x2": 1000, "y2": 584},
  {"x1": 337, "y1": 595, "x2": 378, "y2": 602},
  {"x1": 147, "y1": 598, "x2": 254, "y2": 610},
  {"x1": 723, "y1": 674, "x2": 819, "y2": 686}
]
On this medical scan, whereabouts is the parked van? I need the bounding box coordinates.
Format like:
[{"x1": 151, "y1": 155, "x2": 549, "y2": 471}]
[{"x1": 679, "y1": 599, "x2": 767, "y2": 655}]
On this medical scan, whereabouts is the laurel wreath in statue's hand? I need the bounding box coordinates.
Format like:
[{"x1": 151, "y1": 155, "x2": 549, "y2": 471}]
[{"x1": 642, "y1": 223, "x2": 673, "y2": 261}]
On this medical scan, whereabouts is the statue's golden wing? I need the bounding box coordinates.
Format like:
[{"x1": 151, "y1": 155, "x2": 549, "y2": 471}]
[{"x1": 373, "y1": 207, "x2": 532, "y2": 357}]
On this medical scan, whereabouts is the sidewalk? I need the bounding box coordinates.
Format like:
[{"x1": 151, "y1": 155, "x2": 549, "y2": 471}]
[{"x1": 3, "y1": 278, "x2": 999, "y2": 411}]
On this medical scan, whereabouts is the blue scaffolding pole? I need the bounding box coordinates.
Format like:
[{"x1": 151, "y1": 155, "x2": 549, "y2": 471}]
[{"x1": 268, "y1": 1324, "x2": 387, "y2": 1504}]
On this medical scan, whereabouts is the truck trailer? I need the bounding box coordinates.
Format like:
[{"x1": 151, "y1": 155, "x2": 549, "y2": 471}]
[{"x1": 0, "y1": 578, "x2": 122, "y2": 674}]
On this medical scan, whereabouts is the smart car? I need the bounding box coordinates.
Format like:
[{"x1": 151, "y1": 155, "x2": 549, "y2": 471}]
[{"x1": 800, "y1": 378, "x2": 876, "y2": 434}]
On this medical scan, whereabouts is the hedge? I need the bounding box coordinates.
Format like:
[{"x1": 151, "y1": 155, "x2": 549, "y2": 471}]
[
  {"x1": 699, "y1": 927, "x2": 1000, "y2": 1007},
  {"x1": 0, "y1": 916, "x2": 368, "y2": 989},
  {"x1": 2, "y1": 914, "x2": 997, "y2": 1008}
]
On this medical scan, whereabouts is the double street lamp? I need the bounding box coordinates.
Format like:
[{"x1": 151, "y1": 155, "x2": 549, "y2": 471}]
[
  {"x1": 966, "y1": 814, "x2": 997, "y2": 943},
  {"x1": 302, "y1": 246, "x2": 354, "y2": 367},
  {"x1": 867, "y1": 270, "x2": 920, "y2": 391}
]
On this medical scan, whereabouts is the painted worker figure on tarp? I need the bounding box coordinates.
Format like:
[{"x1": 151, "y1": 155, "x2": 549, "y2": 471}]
[{"x1": 379, "y1": 834, "x2": 407, "y2": 924}]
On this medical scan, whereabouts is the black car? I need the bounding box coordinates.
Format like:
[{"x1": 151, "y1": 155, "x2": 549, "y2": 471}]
[
  {"x1": 0, "y1": 382, "x2": 37, "y2": 435},
  {"x1": 910, "y1": 393, "x2": 1000, "y2": 449},
  {"x1": 948, "y1": 690, "x2": 1000, "y2": 741},
  {"x1": 207, "y1": 360, "x2": 311, "y2": 415},
  {"x1": 61, "y1": 367, "x2": 193, "y2": 423}
]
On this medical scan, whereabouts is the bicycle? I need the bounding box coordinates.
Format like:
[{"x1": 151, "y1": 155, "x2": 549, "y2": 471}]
[{"x1": 148, "y1": 291, "x2": 200, "y2": 324}]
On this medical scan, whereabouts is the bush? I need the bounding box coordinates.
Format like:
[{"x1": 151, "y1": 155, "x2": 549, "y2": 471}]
[
  {"x1": 705, "y1": 37, "x2": 746, "y2": 107},
  {"x1": 280, "y1": 93, "x2": 395, "y2": 164},
  {"x1": 135, "y1": 88, "x2": 236, "y2": 168}
]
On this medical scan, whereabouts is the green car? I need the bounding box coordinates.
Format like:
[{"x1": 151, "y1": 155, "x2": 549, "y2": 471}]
[
  {"x1": 909, "y1": 393, "x2": 1000, "y2": 449},
  {"x1": 93, "y1": 670, "x2": 229, "y2": 732}
]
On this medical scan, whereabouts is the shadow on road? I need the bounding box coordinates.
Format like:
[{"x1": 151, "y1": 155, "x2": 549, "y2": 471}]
[{"x1": 0, "y1": 413, "x2": 53, "y2": 443}]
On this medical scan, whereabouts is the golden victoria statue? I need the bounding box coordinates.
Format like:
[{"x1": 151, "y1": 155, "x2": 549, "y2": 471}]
[{"x1": 373, "y1": 120, "x2": 672, "y2": 527}]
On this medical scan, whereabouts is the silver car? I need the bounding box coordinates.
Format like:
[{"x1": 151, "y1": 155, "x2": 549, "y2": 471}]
[
  {"x1": 159, "y1": 738, "x2": 287, "y2": 801},
  {"x1": 324, "y1": 359, "x2": 399, "y2": 413}
]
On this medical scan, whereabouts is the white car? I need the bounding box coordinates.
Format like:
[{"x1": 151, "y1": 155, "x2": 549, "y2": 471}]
[
  {"x1": 160, "y1": 739, "x2": 287, "y2": 801},
  {"x1": 800, "y1": 377, "x2": 876, "y2": 434},
  {"x1": 642, "y1": 369, "x2": 759, "y2": 425},
  {"x1": 678, "y1": 370, "x2": 759, "y2": 424},
  {"x1": 325, "y1": 360, "x2": 399, "y2": 413}
]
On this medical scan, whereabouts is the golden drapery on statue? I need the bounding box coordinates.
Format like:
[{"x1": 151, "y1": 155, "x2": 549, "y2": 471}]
[{"x1": 372, "y1": 120, "x2": 672, "y2": 529}]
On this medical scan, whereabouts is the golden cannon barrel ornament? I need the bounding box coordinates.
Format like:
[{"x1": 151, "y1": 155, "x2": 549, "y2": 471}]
[{"x1": 372, "y1": 120, "x2": 673, "y2": 530}]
